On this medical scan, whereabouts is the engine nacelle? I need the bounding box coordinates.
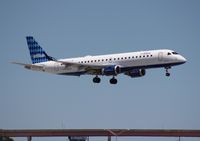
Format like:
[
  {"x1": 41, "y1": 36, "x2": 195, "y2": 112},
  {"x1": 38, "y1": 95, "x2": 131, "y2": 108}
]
[
  {"x1": 102, "y1": 65, "x2": 121, "y2": 76},
  {"x1": 125, "y1": 69, "x2": 146, "y2": 78}
]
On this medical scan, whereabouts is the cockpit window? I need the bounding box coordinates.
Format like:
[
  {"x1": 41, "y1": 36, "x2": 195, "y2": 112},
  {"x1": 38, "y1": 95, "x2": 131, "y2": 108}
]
[
  {"x1": 172, "y1": 52, "x2": 178, "y2": 55},
  {"x1": 167, "y1": 52, "x2": 171, "y2": 55}
]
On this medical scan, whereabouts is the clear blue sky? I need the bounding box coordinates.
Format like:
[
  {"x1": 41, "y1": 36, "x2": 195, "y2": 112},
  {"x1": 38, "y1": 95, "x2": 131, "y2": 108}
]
[{"x1": 0, "y1": 0, "x2": 200, "y2": 141}]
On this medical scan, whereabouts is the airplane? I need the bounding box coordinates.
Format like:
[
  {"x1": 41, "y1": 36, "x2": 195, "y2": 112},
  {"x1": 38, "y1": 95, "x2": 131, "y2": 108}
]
[{"x1": 12, "y1": 36, "x2": 187, "y2": 84}]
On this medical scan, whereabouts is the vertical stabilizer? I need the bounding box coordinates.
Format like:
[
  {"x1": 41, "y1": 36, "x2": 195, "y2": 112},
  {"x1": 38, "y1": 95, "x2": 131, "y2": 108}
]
[{"x1": 26, "y1": 36, "x2": 55, "y2": 64}]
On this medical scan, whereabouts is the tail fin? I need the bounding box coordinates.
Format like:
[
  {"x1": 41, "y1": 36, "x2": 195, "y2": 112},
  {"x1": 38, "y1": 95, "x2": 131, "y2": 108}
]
[{"x1": 26, "y1": 36, "x2": 56, "y2": 64}]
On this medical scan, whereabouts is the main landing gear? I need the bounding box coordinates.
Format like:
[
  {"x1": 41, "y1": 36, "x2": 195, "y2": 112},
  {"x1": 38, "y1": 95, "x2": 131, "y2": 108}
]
[
  {"x1": 92, "y1": 76, "x2": 118, "y2": 84},
  {"x1": 165, "y1": 67, "x2": 171, "y2": 77},
  {"x1": 110, "y1": 77, "x2": 117, "y2": 84},
  {"x1": 93, "y1": 76, "x2": 101, "y2": 83}
]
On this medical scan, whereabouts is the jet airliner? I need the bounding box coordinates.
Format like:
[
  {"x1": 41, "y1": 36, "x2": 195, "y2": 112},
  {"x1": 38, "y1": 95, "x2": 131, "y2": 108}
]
[{"x1": 12, "y1": 36, "x2": 187, "y2": 84}]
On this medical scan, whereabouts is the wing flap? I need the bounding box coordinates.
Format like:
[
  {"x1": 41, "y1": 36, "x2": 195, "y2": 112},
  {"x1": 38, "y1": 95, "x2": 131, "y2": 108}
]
[
  {"x1": 55, "y1": 60, "x2": 111, "y2": 75},
  {"x1": 55, "y1": 60, "x2": 111, "y2": 69}
]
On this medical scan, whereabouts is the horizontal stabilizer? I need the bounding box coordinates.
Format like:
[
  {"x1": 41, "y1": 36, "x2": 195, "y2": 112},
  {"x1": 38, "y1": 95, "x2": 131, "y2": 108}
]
[{"x1": 11, "y1": 61, "x2": 44, "y2": 70}]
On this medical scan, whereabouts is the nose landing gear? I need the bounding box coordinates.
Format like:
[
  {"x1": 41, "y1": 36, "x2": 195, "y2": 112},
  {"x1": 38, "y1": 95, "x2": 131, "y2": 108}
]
[{"x1": 165, "y1": 67, "x2": 171, "y2": 77}]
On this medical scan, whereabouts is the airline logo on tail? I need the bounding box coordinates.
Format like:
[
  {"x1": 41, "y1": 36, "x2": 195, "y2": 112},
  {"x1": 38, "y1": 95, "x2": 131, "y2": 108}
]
[{"x1": 26, "y1": 36, "x2": 55, "y2": 64}]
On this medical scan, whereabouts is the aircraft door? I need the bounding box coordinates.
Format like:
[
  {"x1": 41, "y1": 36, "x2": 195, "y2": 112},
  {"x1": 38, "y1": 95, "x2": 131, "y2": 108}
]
[
  {"x1": 54, "y1": 62, "x2": 60, "y2": 72},
  {"x1": 158, "y1": 52, "x2": 163, "y2": 61}
]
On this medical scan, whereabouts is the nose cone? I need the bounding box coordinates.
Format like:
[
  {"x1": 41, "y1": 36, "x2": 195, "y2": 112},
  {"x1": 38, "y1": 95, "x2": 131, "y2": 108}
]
[{"x1": 179, "y1": 55, "x2": 187, "y2": 64}]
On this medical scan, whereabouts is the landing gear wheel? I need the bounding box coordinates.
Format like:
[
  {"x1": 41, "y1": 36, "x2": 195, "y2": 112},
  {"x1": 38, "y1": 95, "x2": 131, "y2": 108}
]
[
  {"x1": 165, "y1": 67, "x2": 171, "y2": 77},
  {"x1": 93, "y1": 76, "x2": 101, "y2": 83},
  {"x1": 110, "y1": 77, "x2": 117, "y2": 84},
  {"x1": 166, "y1": 72, "x2": 170, "y2": 77}
]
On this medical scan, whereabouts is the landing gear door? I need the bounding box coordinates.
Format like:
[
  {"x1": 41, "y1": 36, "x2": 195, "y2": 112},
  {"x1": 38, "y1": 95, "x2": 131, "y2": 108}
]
[{"x1": 158, "y1": 52, "x2": 163, "y2": 61}]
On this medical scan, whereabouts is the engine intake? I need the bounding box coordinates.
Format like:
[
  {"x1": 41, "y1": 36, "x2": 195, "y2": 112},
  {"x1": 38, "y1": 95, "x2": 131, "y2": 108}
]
[
  {"x1": 102, "y1": 65, "x2": 121, "y2": 76},
  {"x1": 125, "y1": 69, "x2": 146, "y2": 78}
]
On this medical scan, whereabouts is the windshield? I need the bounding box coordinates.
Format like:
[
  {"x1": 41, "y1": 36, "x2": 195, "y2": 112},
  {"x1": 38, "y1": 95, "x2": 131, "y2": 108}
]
[{"x1": 172, "y1": 52, "x2": 178, "y2": 55}]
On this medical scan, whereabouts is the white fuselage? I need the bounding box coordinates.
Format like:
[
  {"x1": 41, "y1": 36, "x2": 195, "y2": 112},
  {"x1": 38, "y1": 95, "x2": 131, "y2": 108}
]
[{"x1": 31, "y1": 49, "x2": 186, "y2": 76}]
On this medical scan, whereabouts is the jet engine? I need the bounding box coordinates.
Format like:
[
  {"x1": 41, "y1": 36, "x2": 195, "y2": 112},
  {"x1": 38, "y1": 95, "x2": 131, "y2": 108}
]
[
  {"x1": 125, "y1": 69, "x2": 146, "y2": 78},
  {"x1": 102, "y1": 65, "x2": 121, "y2": 76}
]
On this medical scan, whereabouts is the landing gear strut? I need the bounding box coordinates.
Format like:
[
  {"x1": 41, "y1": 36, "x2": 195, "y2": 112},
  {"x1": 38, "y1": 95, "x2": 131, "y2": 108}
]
[
  {"x1": 93, "y1": 76, "x2": 101, "y2": 83},
  {"x1": 165, "y1": 67, "x2": 171, "y2": 77},
  {"x1": 110, "y1": 77, "x2": 117, "y2": 84}
]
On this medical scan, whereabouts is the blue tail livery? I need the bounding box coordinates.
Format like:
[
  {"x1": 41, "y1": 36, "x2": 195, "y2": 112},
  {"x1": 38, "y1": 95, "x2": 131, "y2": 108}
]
[{"x1": 26, "y1": 36, "x2": 56, "y2": 64}]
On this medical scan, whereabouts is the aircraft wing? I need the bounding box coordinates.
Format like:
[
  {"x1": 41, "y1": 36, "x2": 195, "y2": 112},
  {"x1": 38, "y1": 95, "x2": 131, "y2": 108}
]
[{"x1": 55, "y1": 60, "x2": 111, "y2": 75}]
